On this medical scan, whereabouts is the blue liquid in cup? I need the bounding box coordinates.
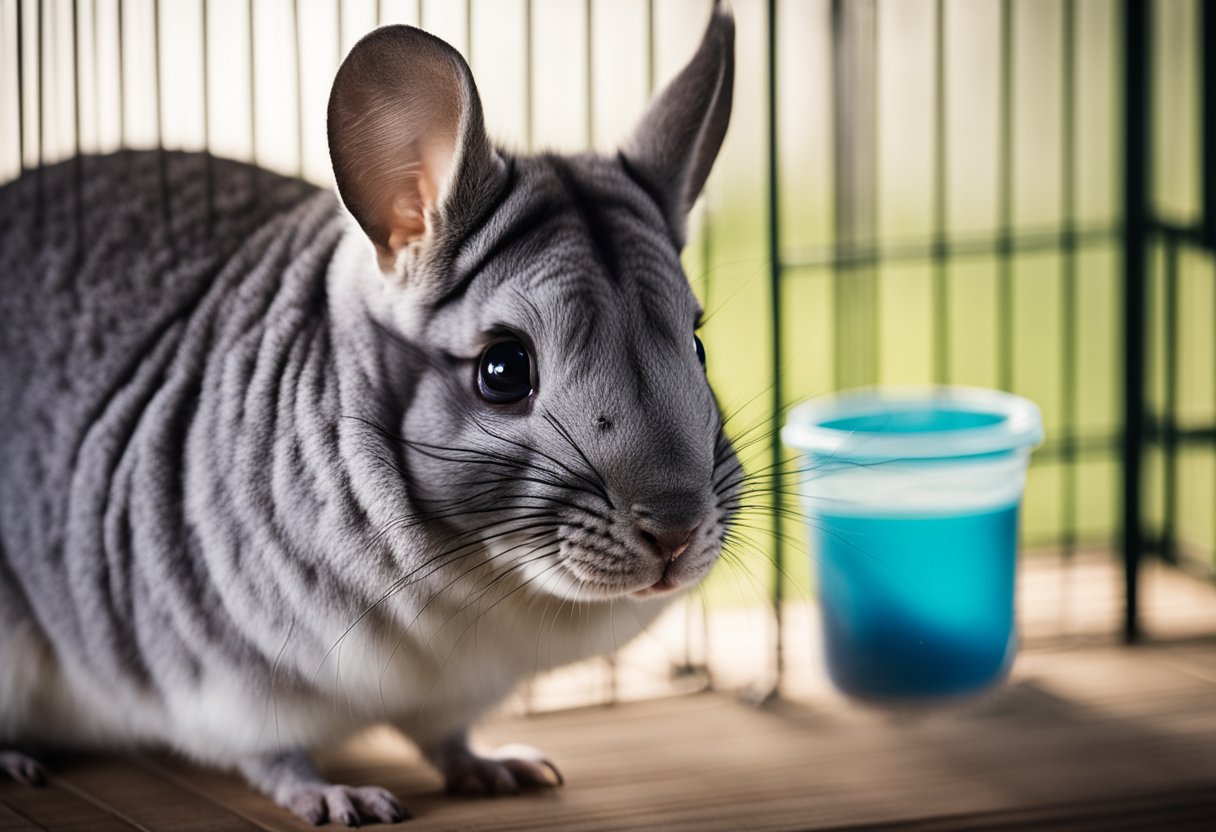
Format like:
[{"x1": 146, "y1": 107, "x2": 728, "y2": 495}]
[{"x1": 815, "y1": 502, "x2": 1019, "y2": 701}]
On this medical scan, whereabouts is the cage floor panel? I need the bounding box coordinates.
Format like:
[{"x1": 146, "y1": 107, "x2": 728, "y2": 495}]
[{"x1": 3, "y1": 639, "x2": 1216, "y2": 831}]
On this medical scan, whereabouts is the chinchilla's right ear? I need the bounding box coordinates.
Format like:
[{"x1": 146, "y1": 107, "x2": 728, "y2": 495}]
[
  {"x1": 328, "y1": 25, "x2": 507, "y2": 277},
  {"x1": 621, "y1": 1, "x2": 733, "y2": 249}
]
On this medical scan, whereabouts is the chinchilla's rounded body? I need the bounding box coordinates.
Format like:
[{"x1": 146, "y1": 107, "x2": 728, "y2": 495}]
[{"x1": 0, "y1": 4, "x2": 739, "y2": 826}]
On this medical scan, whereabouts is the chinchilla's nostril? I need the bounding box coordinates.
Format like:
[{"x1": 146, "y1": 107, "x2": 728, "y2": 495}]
[{"x1": 636, "y1": 523, "x2": 697, "y2": 563}]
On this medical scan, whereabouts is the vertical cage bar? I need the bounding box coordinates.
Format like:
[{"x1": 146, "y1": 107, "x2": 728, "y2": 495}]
[
  {"x1": 1210, "y1": 0, "x2": 1216, "y2": 575},
  {"x1": 72, "y1": 0, "x2": 80, "y2": 157},
  {"x1": 203, "y1": 0, "x2": 214, "y2": 234},
  {"x1": 92, "y1": 0, "x2": 100, "y2": 150},
  {"x1": 996, "y1": 0, "x2": 1013, "y2": 391},
  {"x1": 36, "y1": 0, "x2": 42, "y2": 168},
  {"x1": 72, "y1": 0, "x2": 82, "y2": 267},
  {"x1": 16, "y1": 0, "x2": 24, "y2": 171},
  {"x1": 153, "y1": 0, "x2": 164, "y2": 152},
  {"x1": 200, "y1": 2, "x2": 210, "y2": 130},
  {"x1": 932, "y1": 0, "x2": 947, "y2": 384},
  {"x1": 1121, "y1": 0, "x2": 1149, "y2": 644},
  {"x1": 35, "y1": 0, "x2": 43, "y2": 234},
  {"x1": 700, "y1": 206, "x2": 711, "y2": 310},
  {"x1": 293, "y1": 0, "x2": 304, "y2": 177},
  {"x1": 1161, "y1": 236, "x2": 1178, "y2": 565},
  {"x1": 766, "y1": 0, "x2": 785, "y2": 693},
  {"x1": 117, "y1": 0, "x2": 125, "y2": 146},
  {"x1": 1060, "y1": 0, "x2": 1077, "y2": 559},
  {"x1": 44, "y1": 0, "x2": 51, "y2": 162},
  {"x1": 523, "y1": 0, "x2": 532, "y2": 150},
  {"x1": 1204, "y1": 0, "x2": 1216, "y2": 246},
  {"x1": 585, "y1": 0, "x2": 593, "y2": 149},
  {"x1": 153, "y1": 0, "x2": 173, "y2": 244},
  {"x1": 646, "y1": 0, "x2": 655, "y2": 94},
  {"x1": 50, "y1": 0, "x2": 57, "y2": 159},
  {"x1": 249, "y1": 0, "x2": 257, "y2": 166},
  {"x1": 830, "y1": 0, "x2": 878, "y2": 390}
]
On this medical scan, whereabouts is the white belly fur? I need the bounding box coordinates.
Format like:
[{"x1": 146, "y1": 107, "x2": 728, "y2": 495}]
[{"x1": 2, "y1": 590, "x2": 668, "y2": 767}]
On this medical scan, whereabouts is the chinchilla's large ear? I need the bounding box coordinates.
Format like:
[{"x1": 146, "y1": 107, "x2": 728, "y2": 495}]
[
  {"x1": 328, "y1": 25, "x2": 506, "y2": 275},
  {"x1": 621, "y1": 2, "x2": 734, "y2": 248}
]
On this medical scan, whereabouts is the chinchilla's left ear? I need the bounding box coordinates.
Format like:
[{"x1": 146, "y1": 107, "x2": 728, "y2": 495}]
[
  {"x1": 621, "y1": 1, "x2": 734, "y2": 249},
  {"x1": 327, "y1": 25, "x2": 507, "y2": 277}
]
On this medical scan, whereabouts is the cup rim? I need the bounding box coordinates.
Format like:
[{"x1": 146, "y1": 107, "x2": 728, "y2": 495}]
[{"x1": 781, "y1": 385, "x2": 1044, "y2": 460}]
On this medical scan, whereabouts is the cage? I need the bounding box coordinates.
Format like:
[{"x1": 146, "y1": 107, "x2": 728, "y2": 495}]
[{"x1": 2, "y1": 0, "x2": 1215, "y2": 829}]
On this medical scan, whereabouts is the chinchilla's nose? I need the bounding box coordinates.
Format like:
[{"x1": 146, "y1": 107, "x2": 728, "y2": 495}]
[
  {"x1": 631, "y1": 492, "x2": 710, "y2": 562},
  {"x1": 635, "y1": 521, "x2": 698, "y2": 562}
]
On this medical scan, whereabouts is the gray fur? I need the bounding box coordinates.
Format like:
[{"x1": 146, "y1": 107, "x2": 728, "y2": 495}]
[
  {"x1": 0, "y1": 5, "x2": 738, "y2": 825},
  {"x1": 623, "y1": 1, "x2": 734, "y2": 247}
]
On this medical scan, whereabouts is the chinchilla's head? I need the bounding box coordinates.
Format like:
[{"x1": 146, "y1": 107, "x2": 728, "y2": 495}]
[{"x1": 328, "y1": 4, "x2": 739, "y2": 601}]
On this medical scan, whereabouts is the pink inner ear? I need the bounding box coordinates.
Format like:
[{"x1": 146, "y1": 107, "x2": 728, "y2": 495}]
[
  {"x1": 371, "y1": 117, "x2": 459, "y2": 260},
  {"x1": 387, "y1": 195, "x2": 425, "y2": 252},
  {"x1": 329, "y1": 26, "x2": 473, "y2": 266},
  {"x1": 383, "y1": 133, "x2": 457, "y2": 255}
]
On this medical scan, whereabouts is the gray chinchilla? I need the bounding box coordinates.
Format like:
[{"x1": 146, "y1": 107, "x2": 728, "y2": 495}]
[{"x1": 0, "y1": 3, "x2": 738, "y2": 825}]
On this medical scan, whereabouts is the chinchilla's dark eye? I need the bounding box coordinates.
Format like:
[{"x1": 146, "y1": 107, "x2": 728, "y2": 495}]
[
  {"x1": 478, "y1": 339, "x2": 534, "y2": 404},
  {"x1": 694, "y1": 334, "x2": 706, "y2": 368}
]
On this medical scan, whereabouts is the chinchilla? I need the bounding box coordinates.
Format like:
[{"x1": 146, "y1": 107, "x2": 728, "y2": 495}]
[{"x1": 0, "y1": 2, "x2": 738, "y2": 825}]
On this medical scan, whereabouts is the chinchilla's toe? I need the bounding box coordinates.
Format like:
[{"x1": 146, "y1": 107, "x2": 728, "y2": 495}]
[{"x1": 0, "y1": 750, "x2": 47, "y2": 787}]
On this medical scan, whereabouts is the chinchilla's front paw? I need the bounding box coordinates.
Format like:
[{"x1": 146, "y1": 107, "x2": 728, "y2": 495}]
[
  {"x1": 438, "y1": 741, "x2": 563, "y2": 796},
  {"x1": 279, "y1": 782, "x2": 408, "y2": 827},
  {"x1": 240, "y1": 750, "x2": 409, "y2": 826},
  {"x1": 0, "y1": 750, "x2": 46, "y2": 786}
]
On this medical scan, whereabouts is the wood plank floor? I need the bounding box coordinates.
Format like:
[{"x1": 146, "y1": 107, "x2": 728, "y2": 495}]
[{"x1": 4, "y1": 640, "x2": 1216, "y2": 831}]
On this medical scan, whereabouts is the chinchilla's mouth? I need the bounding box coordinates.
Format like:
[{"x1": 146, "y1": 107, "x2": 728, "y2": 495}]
[
  {"x1": 629, "y1": 576, "x2": 681, "y2": 599},
  {"x1": 556, "y1": 543, "x2": 709, "y2": 601},
  {"x1": 550, "y1": 551, "x2": 657, "y2": 600}
]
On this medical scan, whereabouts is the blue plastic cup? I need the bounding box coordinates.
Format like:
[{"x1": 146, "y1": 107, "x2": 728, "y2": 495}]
[{"x1": 782, "y1": 387, "x2": 1043, "y2": 704}]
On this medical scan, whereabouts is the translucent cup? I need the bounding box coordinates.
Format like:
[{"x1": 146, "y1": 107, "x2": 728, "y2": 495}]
[{"x1": 782, "y1": 387, "x2": 1043, "y2": 704}]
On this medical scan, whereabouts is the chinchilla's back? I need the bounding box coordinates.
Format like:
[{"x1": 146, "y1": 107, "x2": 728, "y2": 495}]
[
  {"x1": 0, "y1": 151, "x2": 320, "y2": 416},
  {"x1": 0, "y1": 152, "x2": 338, "y2": 714}
]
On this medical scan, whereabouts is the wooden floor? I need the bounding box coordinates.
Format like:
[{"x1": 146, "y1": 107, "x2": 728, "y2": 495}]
[{"x1": 4, "y1": 637, "x2": 1216, "y2": 831}]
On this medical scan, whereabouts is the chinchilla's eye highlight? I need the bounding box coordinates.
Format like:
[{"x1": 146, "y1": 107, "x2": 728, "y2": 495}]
[
  {"x1": 478, "y1": 339, "x2": 534, "y2": 404},
  {"x1": 694, "y1": 334, "x2": 706, "y2": 369}
]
